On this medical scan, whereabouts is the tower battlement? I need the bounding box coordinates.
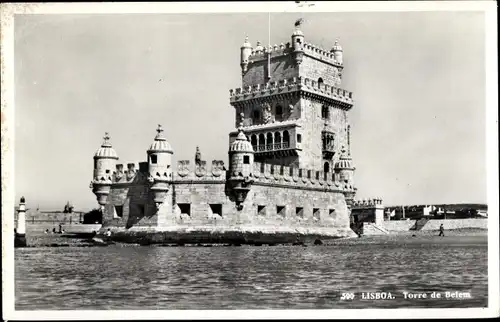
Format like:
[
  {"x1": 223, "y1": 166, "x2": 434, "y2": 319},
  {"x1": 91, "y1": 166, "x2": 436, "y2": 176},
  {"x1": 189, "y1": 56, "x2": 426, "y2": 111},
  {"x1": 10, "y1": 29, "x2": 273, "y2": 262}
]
[
  {"x1": 248, "y1": 41, "x2": 343, "y2": 68},
  {"x1": 229, "y1": 76, "x2": 353, "y2": 106}
]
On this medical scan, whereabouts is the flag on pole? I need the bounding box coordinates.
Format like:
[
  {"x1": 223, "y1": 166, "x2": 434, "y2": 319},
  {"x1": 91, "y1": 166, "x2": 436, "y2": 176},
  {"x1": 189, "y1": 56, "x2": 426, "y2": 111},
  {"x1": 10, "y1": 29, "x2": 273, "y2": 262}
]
[{"x1": 295, "y1": 18, "x2": 304, "y2": 27}]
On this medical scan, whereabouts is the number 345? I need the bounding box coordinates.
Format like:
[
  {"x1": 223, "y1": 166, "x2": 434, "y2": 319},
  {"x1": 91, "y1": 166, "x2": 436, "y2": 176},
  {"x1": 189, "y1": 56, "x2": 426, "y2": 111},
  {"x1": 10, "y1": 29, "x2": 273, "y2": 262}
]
[{"x1": 340, "y1": 293, "x2": 355, "y2": 300}]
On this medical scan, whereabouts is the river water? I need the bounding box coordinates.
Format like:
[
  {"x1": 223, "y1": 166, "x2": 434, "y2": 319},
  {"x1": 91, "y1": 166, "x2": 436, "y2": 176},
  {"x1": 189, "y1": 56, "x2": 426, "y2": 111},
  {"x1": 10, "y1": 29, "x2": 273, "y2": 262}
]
[{"x1": 15, "y1": 236, "x2": 487, "y2": 310}]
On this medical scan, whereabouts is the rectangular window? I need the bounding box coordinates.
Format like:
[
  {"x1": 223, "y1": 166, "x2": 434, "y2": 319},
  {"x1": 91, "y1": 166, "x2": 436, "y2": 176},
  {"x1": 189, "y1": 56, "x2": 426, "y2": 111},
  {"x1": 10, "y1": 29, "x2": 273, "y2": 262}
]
[
  {"x1": 243, "y1": 155, "x2": 250, "y2": 164},
  {"x1": 150, "y1": 155, "x2": 157, "y2": 164},
  {"x1": 313, "y1": 208, "x2": 321, "y2": 220},
  {"x1": 138, "y1": 204, "x2": 145, "y2": 216},
  {"x1": 105, "y1": 169, "x2": 110, "y2": 174},
  {"x1": 329, "y1": 209, "x2": 336, "y2": 218},
  {"x1": 296, "y1": 207, "x2": 304, "y2": 218},
  {"x1": 277, "y1": 205, "x2": 286, "y2": 217},
  {"x1": 178, "y1": 203, "x2": 191, "y2": 216},
  {"x1": 297, "y1": 134, "x2": 302, "y2": 143},
  {"x1": 114, "y1": 205, "x2": 123, "y2": 218},
  {"x1": 258, "y1": 205, "x2": 266, "y2": 216},
  {"x1": 209, "y1": 204, "x2": 222, "y2": 217}
]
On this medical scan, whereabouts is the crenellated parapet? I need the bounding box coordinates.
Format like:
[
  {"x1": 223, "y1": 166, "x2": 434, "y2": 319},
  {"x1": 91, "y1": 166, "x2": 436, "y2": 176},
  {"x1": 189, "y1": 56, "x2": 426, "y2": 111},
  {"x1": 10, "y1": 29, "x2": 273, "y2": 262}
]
[
  {"x1": 351, "y1": 198, "x2": 384, "y2": 209},
  {"x1": 173, "y1": 160, "x2": 227, "y2": 182},
  {"x1": 112, "y1": 162, "x2": 149, "y2": 184},
  {"x1": 229, "y1": 76, "x2": 353, "y2": 108},
  {"x1": 249, "y1": 42, "x2": 293, "y2": 61},
  {"x1": 240, "y1": 162, "x2": 355, "y2": 193}
]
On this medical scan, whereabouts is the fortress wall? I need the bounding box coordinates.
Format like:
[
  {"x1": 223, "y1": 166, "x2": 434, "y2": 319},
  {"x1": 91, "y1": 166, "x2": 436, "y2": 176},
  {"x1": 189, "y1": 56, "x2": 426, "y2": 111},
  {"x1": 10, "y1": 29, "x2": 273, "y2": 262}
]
[
  {"x1": 381, "y1": 220, "x2": 417, "y2": 231},
  {"x1": 107, "y1": 179, "x2": 353, "y2": 238},
  {"x1": 421, "y1": 219, "x2": 488, "y2": 230},
  {"x1": 251, "y1": 162, "x2": 349, "y2": 192}
]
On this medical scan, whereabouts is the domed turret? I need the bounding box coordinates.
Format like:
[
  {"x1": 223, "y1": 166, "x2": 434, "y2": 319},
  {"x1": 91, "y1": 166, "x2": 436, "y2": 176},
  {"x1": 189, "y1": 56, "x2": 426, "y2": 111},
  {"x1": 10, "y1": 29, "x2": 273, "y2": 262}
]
[
  {"x1": 334, "y1": 145, "x2": 355, "y2": 187},
  {"x1": 291, "y1": 19, "x2": 305, "y2": 64},
  {"x1": 93, "y1": 132, "x2": 119, "y2": 180},
  {"x1": 91, "y1": 132, "x2": 118, "y2": 210},
  {"x1": 228, "y1": 127, "x2": 255, "y2": 210},
  {"x1": 331, "y1": 39, "x2": 343, "y2": 64},
  {"x1": 147, "y1": 124, "x2": 173, "y2": 208},
  {"x1": 240, "y1": 36, "x2": 252, "y2": 74}
]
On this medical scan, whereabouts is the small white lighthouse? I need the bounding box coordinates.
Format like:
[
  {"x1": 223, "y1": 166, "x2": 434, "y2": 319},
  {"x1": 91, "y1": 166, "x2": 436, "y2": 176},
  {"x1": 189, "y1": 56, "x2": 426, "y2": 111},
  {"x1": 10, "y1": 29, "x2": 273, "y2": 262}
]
[{"x1": 15, "y1": 196, "x2": 27, "y2": 247}]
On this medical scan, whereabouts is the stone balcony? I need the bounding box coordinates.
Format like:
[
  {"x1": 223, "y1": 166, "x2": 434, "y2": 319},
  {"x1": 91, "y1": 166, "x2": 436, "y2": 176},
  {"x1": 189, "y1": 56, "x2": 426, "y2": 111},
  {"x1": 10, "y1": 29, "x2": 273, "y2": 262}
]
[{"x1": 229, "y1": 122, "x2": 302, "y2": 158}]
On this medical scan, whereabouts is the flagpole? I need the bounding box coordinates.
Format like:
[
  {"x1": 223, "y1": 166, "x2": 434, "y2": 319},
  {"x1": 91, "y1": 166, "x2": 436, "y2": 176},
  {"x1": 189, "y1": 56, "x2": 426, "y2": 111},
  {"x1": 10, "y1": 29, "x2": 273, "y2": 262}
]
[{"x1": 267, "y1": 12, "x2": 271, "y2": 81}]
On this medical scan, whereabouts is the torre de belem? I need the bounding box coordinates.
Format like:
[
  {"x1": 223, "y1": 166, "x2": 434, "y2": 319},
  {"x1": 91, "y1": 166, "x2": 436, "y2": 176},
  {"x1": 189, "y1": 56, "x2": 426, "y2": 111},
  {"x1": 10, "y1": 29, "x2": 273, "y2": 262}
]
[{"x1": 90, "y1": 23, "x2": 359, "y2": 244}]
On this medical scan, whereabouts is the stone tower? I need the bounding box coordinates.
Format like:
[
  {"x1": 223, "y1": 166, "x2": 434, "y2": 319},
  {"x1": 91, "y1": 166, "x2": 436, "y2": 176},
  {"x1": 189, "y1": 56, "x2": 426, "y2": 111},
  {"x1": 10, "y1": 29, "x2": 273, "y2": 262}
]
[
  {"x1": 230, "y1": 21, "x2": 354, "y2": 175},
  {"x1": 91, "y1": 133, "x2": 119, "y2": 210},
  {"x1": 147, "y1": 124, "x2": 173, "y2": 208}
]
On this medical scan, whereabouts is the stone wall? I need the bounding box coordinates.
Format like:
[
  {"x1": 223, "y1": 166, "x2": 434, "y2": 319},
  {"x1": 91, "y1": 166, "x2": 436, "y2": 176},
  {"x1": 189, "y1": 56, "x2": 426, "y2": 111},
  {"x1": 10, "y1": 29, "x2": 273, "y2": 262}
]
[
  {"x1": 300, "y1": 55, "x2": 342, "y2": 87},
  {"x1": 242, "y1": 54, "x2": 298, "y2": 88},
  {"x1": 421, "y1": 219, "x2": 488, "y2": 230},
  {"x1": 380, "y1": 219, "x2": 488, "y2": 232},
  {"x1": 380, "y1": 220, "x2": 417, "y2": 231},
  {"x1": 103, "y1": 166, "x2": 355, "y2": 240}
]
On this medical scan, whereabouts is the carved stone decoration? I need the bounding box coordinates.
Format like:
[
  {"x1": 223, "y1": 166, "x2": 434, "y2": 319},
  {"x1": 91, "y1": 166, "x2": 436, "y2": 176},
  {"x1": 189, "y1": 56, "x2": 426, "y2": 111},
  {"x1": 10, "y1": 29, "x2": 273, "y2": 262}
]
[
  {"x1": 115, "y1": 170, "x2": 123, "y2": 181},
  {"x1": 261, "y1": 102, "x2": 273, "y2": 124},
  {"x1": 288, "y1": 104, "x2": 294, "y2": 118},
  {"x1": 126, "y1": 169, "x2": 136, "y2": 181},
  {"x1": 239, "y1": 112, "x2": 245, "y2": 127},
  {"x1": 211, "y1": 160, "x2": 225, "y2": 177},
  {"x1": 177, "y1": 160, "x2": 190, "y2": 177},
  {"x1": 195, "y1": 160, "x2": 207, "y2": 177}
]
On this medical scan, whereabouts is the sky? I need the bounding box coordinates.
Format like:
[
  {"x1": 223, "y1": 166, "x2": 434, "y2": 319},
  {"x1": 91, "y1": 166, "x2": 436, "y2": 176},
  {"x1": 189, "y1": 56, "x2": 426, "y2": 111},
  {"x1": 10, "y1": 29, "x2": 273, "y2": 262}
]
[{"x1": 13, "y1": 10, "x2": 487, "y2": 211}]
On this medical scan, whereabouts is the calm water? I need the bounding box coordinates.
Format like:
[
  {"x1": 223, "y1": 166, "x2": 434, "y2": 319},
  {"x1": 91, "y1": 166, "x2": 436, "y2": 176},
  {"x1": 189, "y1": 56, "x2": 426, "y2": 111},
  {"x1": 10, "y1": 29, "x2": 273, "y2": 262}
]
[{"x1": 15, "y1": 236, "x2": 488, "y2": 309}]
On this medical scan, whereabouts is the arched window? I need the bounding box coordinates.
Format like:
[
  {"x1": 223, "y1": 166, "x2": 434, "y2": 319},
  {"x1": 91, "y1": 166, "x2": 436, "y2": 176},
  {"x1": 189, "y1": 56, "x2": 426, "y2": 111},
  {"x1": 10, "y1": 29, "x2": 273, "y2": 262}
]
[
  {"x1": 324, "y1": 162, "x2": 330, "y2": 173},
  {"x1": 252, "y1": 110, "x2": 260, "y2": 124},
  {"x1": 258, "y1": 133, "x2": 266, "y2": 146},
  {"x1": 283, "y1": 130, "x2": 290, "y2": 146},
  {"x1": 266, "y1": 132, "x2": 273, "y2": 145},
  {"x1": 275, "y1": 105, "x2": 283, "y2": 121},
  {"x1": 318, "y1": 77, "x2": 324, "y2": 88},
  {"x1": 321, "y1": 105, "x2": 329, "y2": 119},
  {"x1": 251, "y1": 134, "x2": 257, "y2": 147},
  {"x1": 274, "y1": 132, "x2": 281, "y2": 143}
]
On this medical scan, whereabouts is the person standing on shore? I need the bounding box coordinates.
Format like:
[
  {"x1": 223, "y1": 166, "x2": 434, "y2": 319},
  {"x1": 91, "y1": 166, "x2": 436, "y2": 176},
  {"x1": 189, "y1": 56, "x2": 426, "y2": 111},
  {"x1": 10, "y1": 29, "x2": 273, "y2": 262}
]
[{"x1": 439, "y1": 223, "x2": 445, "y2": 237}]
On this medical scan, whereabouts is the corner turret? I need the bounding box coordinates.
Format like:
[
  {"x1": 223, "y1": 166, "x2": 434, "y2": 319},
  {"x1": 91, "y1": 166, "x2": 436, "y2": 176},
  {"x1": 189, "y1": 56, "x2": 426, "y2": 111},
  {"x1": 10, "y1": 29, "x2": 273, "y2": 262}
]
[
  {"x1": 291, "y1": 19, "x2": 305, "y2": 64},
  {"x1": 228, "y1": 126, "x2": 255, "y2": 210},
  {"x1": 331, "y1": 39, "x2": 343, "y2": 64},
  {"x1": 240, "y1": 36, "x2": 252, "y2": 74},
  {"x1": 147, "y1": 124, "x2": 173, "y2": 208},
  {"x1": 334, "y1": 145, "x2": 356, "y2": 204},
  {"x1": 91, "y1": 133, "x2": 118, "y2": 210}
]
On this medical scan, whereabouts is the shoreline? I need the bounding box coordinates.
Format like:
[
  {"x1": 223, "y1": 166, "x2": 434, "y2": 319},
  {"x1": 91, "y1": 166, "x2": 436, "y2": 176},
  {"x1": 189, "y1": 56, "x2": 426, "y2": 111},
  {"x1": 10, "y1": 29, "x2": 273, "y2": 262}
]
[{"x1": 16, "y1": 227, "x2": 488, "y2": 248}]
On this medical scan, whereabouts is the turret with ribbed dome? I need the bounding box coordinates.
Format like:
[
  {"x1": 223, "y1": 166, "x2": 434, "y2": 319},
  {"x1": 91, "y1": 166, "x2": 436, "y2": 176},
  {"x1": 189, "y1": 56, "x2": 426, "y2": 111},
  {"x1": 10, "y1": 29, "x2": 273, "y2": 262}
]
[
  {"x1": 147, "y1": 124, "x2": 173, "y2": 208},
  {"x1": 228, "y1": 126, "x2": 255, "y2": 210},
  {"x1": 91, "y1": 132, "x2": 118, "y2": 210},
  {"x1": 93, "y1": 132, "x2": 118, "y2": 181},
  {"x1": 334, "y1": 145, "x2": 355, "y2": 187}
]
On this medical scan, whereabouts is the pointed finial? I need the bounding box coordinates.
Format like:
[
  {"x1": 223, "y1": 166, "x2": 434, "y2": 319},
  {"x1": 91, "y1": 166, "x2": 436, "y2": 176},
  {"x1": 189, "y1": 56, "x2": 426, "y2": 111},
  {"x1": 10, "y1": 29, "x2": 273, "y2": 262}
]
[
  {"x1": 154, "y1": 124, "x2": 166, "y2": 141},
  {"x1": 102, "y1": 132, "x2": 112, "y2": 147}
]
